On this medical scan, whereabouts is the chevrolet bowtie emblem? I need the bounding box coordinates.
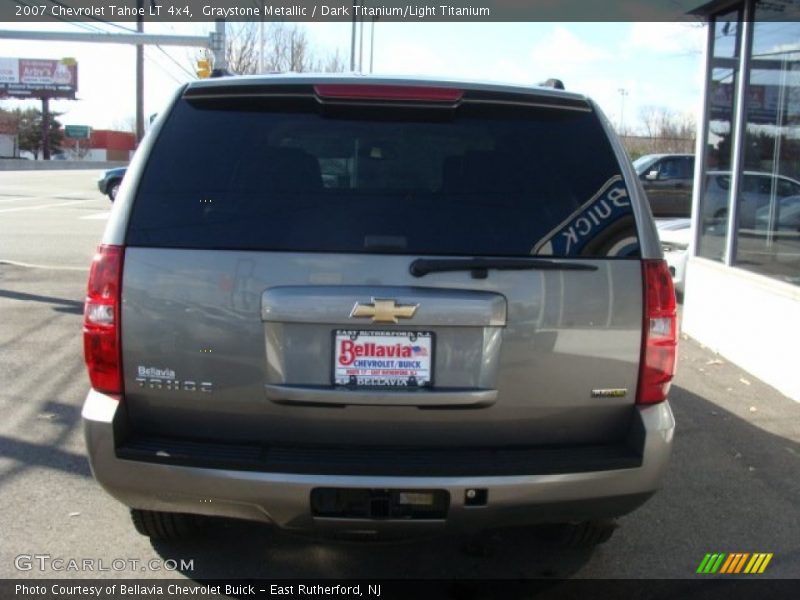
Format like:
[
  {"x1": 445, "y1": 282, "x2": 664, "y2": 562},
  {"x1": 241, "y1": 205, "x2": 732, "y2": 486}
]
[{"x1": 350, "y1": 299, "x2": 419, "y2": 324}]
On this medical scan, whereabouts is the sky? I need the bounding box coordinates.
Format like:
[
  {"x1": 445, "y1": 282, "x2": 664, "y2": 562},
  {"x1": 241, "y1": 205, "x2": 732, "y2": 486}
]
[{"x1": 0, "y1": 20, "x2": 707, "y2": 134}]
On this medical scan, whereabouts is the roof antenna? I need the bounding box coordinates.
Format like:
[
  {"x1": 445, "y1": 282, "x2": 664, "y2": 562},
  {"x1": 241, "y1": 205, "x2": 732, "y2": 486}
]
[{"x1": 539, "y1": 78, "x2": 565, "y2": 90}]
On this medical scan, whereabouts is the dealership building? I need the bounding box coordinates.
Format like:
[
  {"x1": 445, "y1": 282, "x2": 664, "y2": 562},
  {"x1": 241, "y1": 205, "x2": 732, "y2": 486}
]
[{"x1": 683, "y1": 0, "x2": 800, "y2": 401}]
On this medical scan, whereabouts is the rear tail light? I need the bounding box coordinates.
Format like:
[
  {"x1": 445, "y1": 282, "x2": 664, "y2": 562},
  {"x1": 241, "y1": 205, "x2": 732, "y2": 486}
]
[
  {"x1": 637, "y1": 259, "x2": 677, "y2": 404},
  {"x1": 313, "y1": 84, "x2": 463, "y2": 103},
  {"x1": 83, "y1": 245, "x2": 124, "y2": 395}
]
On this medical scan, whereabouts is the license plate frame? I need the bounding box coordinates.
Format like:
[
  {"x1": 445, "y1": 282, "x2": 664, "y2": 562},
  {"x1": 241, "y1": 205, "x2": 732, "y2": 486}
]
[{"x1": 332, "y1": 329, "x2": 434, "y2": 388}]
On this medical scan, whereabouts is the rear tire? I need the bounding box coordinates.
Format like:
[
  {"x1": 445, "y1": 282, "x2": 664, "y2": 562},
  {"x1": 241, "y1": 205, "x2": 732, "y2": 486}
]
[{"x1": 130, "y1": 509, "x2": 199, "y2": 540}]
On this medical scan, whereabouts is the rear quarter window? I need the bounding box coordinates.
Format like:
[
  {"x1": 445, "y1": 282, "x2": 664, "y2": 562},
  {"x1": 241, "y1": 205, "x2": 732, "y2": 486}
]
[{"x1": 126, "y1": 92, "x2": 639, "y2": 258}]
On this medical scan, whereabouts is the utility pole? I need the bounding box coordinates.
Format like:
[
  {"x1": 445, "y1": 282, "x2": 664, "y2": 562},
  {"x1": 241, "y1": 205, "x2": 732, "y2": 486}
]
[
  {"x1": 0, "y1": 30, "x2": 209, "y2": 47},
  {"x1": 358, "y1": 10, "x2": 364, "y2": 72},
  {"x1": 41, "y1": 96, "x2": 50, "y2": 160},
  {"x1": 369, "y1": 17, "x2": 377, "y2": 73},
  {"x1": 350, "y1": 1, "x2": 358, "y2": 71},
  {"x1": 213, "y1": 19, "x2": 226, "y2": 71},
  {"x1": 135, "y1": 0, "x2": 144, "y2": 144},
  {"x1": 258, "y1": 19, "x2": 264, "y2": 73},
  {"x1": 618, "y1": 88, "x2": 629, "y2": 134}
]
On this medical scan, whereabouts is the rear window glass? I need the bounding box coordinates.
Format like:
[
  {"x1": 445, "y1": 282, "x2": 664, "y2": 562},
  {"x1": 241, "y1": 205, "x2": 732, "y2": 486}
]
[{"x1": 127, "y1": 95, "x2": 639, "y2": 258}]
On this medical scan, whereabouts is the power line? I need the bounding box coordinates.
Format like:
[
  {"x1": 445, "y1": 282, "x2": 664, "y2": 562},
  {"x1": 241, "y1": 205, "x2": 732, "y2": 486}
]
[
  {"x1": 155, "y1": 45, "x2": 197, "y2": 79},
  {"x1": 52, "y1": 0, "x2": 200, "y2": 81},
  {"x1": 13, "y1": 0, "x2": 160, "y2": 86},
  {"x1": 87, "y1": 19, "x2": 137, "y2": 33},
  {"x1": 143, "y1": 49, "x2": 182, "y2": 84}
]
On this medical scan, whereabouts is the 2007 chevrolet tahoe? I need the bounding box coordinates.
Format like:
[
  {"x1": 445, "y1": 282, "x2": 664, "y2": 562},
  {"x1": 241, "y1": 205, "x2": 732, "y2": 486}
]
[{"x1": 82, "y1": 75, "x2": 677, "y2": 545}]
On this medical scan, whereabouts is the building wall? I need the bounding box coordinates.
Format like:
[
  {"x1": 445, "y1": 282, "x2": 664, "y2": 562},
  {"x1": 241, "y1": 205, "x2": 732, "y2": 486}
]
[
  {"x1": 683, "y1": 257, "x2": 800, "y2": 401},
  {"x1": 62, "y1": 129, "x2": 136, "y2": 161},
  {"x1": 84, "y1": 148, "x2": 109, "y2": 162},
  {"x1": 685, "y1": 0, "x2": 800, "y2": 402},
  {"x1": 90, "y1": 130, "x2": 136, "y2": 153},
  {"x1": 106, "y1": 148, "x2": 131, "y2": 161},
  {"x1": 0, "y1": 133, "x2": 17, "y2": 157}
]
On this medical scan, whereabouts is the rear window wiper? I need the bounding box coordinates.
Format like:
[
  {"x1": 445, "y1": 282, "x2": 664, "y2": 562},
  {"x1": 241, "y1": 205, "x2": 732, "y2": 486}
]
[{"x1": 409, "y1": 257, "x2": 598, "y2": 279}]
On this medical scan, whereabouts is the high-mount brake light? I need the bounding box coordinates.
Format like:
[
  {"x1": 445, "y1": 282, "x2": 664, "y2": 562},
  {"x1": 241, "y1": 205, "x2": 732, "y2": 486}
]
[
  {"x1": 637, "y1": 260, "x2": 678, "y2": 404},
  {"x1": 313, "y1": 84, "x2": 463, "y2": 103},
  {"x1": 83, "y1": 244, "x2": 124, "y2": 395}
]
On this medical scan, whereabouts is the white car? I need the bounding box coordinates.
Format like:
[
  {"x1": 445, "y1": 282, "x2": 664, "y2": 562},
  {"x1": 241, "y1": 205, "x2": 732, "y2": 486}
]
[
  {"x1": 656, "y1": 218, "x2": 692, "y2": 295},
  {"x1": 704, "y1": 171, "x2": 800, "y2": 227}
]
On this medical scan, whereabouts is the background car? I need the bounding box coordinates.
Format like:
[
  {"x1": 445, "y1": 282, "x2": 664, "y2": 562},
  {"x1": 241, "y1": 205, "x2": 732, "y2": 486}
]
[
  {"x1": 96, "y1": 167, "x2": 127, "y2": 201},
  {"x1": 753, "y1": 195, "x2": 800, "y2": 233},
  {"x1": 656, "y1": 218, "x2": 692, "y2": 296},
  {"x1": 703, "y1": 171, "x2": 800, "y2": 229},
  {"x1": 633, "y1": 153, "x2": 695, "y2": 218}
]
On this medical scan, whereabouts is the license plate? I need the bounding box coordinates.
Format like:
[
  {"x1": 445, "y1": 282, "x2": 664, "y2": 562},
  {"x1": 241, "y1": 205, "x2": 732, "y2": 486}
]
[{"x1": 333, "y1": 330, "x2": 433, "y2": 387}]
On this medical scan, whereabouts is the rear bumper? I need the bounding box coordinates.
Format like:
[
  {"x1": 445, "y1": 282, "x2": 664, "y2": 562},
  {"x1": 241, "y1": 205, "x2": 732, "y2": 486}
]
[{"x1": 83, "y1": 390, "x2": 674, "y2": 534}]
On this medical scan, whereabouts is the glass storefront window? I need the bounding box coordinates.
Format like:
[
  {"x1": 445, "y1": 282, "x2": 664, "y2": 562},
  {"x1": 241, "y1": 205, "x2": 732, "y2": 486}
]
[
  {"x1": 699, "y1": 8, "x2": 742, "y2": 262},
  {"x1": 735, "y1": 16, "x2": 800, "y2": 286}
]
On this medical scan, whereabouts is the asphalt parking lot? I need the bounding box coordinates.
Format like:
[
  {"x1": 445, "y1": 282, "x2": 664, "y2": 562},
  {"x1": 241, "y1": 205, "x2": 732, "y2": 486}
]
[{"x1": 0, "y1": 170, "x2": 798, "y2": 581}]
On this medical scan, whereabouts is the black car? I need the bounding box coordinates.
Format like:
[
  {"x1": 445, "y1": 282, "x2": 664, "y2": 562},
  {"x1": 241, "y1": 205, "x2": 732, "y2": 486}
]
[
  {"x1": 633, "y1": 153, "x2": 695, "y2": 218},
  {"x1": 97, "y1": 167, "x2": 127, "y2": 201}
]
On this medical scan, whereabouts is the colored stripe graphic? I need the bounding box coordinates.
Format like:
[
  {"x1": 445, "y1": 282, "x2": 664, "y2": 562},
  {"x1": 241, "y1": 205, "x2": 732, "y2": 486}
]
[
  {"x1": 719, "y1": 554, "x2": 736, "y2": 574},
  {"x1": 711, "y1": 554, "x2": 726, "y2": 573},
  {"x1": 699, "y1": 553, "x2": 773, "y2": 574},
  {"x1": 734, "y1": 553, "x2": 750, "y2": 573},
  {"x1": 696, "y1": 554, "x2": 714, "y2": 573},
  {"x1": 744, "y1": 554, "x2": 761, "y2": 574},
  {"x1": 758, "y1": 554, "x2": 773, "y2": 573},
  {"x1": 697, "y1": 553, "x2": 726, "y2": 573},
  {"x1": 724, "y1": 553, "x2": 749, "y2": 573},
  {"x1": 744, "y1": 553, "x2": 773, "y2": 574}
]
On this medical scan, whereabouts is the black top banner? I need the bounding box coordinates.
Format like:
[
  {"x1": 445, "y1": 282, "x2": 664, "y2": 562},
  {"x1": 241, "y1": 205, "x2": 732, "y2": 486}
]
[{"x1": 5, "y1": 0, "x2": 714, "y2": 23}]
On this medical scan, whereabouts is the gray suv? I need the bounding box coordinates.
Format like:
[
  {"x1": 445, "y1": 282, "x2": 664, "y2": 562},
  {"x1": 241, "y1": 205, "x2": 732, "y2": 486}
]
[{"x1": 82, "y1": 76, "x2": 677, "y2": 544}]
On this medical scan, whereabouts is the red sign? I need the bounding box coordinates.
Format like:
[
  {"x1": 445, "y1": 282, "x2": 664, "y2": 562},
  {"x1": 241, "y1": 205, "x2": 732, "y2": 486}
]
[{"x1": 0, "y1": 58, "x2": 77, "y2": 98}]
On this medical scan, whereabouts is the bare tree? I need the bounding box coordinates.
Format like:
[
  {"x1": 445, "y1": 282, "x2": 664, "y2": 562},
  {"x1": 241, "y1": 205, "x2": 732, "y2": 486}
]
[
  {"x1": 223, "y1": 23, "x2": 345, "y2": 75},
  {"x1": 318, "y1": 49, "x2": 347, "y2": 73},
  {"x1": 623, "y1": 105, "x2": 697, "y2": 158},
  {"x1": 267, "y1": 23, "x2": 310, "y2": 72},
  {"x1": 639, "y1": 106, "x2": 660, "y2": 139},
  {"x1": 112, "y1": 115, "x2": 137, "y2": 134},
  {"x1": 638, "y1": 106, "x2": 696, "y2": 140},
  {"x1": 225, "y1": 23, "x2": 259, "y2": 75},
  {"x1": 64, "y1": 138, "x2": 91, "y2": 159}
]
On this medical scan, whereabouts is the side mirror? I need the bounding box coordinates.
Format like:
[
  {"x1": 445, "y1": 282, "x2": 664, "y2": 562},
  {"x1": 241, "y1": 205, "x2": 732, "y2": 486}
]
[{"x1": 645, "y1": 170, "x2": 659, "y2": 181}]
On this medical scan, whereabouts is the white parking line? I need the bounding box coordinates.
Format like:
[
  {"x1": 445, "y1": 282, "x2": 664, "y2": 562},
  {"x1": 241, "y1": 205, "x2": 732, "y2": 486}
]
[
  {"x1": 80, "y1": 212, "x2": 111, "y2": 220},
  {"x1": 0, "y1": 195, "x2": 46, "y2": 204},
  {"x1": 0, "y1": 199, "x2": 94, "y2": 213},
  {"x1": 0, "y1": 259, "x2": 87, "y2": 271}
]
